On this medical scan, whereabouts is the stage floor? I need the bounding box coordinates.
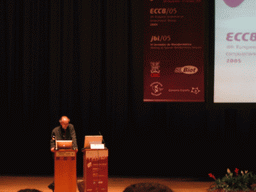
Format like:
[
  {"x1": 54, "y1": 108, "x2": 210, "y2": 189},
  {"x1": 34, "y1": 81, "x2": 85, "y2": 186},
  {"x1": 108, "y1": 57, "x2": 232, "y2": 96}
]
[{"x1": 0, "y1": 175, "x2": 214, "y2": 192}]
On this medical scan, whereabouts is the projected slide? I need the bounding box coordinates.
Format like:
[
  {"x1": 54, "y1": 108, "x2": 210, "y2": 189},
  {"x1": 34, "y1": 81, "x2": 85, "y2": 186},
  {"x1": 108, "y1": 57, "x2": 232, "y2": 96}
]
[{"x1": 214, "y1": 0, "x2": 256, "y2": 102}]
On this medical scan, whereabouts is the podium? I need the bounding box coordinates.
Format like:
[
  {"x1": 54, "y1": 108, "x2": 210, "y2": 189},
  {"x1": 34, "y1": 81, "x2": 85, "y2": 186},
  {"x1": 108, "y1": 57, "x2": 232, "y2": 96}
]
[
  {"x1": 54, "y1": 149, "x2": 77, "y2": 192},
  {"x1": 82, "y1": 149, "x2": 108, "y2": 192}
]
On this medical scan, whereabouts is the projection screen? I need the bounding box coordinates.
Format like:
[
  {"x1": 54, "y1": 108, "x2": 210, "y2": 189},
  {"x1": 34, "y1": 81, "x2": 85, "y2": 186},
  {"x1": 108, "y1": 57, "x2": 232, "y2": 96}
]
[{"x1": 214, "y1": 0, "x2": 256, "y2": 103}]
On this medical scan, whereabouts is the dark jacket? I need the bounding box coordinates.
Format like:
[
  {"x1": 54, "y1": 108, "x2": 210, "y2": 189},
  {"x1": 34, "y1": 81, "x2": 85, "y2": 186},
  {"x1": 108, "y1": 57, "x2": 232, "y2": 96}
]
[{"x1": 50, "y1": 124, "x2": 78, "y2": 150}]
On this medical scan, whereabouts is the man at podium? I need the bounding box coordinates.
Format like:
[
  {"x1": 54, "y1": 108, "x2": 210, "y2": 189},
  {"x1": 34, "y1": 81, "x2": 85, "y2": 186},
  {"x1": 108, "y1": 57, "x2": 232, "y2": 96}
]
[
  {"x1": 50, "y1": 116, "x2": 78, "y2": 152},
  {"x1": 48, "y1": 116, "x2": 78, "y2": 191}
]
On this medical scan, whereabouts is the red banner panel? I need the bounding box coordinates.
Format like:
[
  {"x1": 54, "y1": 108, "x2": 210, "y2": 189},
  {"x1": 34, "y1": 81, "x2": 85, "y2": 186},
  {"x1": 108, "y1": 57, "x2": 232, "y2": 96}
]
[{"x1": 143, "y1": 0, "x2": 205, "y2": 102}]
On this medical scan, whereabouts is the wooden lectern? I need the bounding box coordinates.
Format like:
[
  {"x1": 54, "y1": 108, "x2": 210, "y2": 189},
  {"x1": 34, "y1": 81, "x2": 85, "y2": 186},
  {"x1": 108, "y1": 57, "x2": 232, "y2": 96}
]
[
  {"x1": 54, "y1": 149, "x2": 77, "y2": 192},
  {"x1": 82, "y1": 149, "x2": 108, "y2": 192}
]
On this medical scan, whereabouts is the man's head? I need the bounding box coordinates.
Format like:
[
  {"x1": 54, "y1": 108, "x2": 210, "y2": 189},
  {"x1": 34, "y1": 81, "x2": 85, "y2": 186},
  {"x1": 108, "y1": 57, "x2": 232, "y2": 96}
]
[{"x1": 59, "y1": 116, "x2": 70, "y2": 129}]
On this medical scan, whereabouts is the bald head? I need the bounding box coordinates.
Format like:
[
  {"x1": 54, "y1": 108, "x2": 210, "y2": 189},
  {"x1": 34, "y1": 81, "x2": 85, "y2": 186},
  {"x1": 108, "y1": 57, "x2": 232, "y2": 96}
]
[{"x1": 59, "y1": 116, "x2": 70, "y2": 129}]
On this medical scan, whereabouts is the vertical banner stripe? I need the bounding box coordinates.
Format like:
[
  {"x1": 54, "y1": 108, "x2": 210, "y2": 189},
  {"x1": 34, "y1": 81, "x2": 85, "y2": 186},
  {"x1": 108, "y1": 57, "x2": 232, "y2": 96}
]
[{"x1": 143, "y1": 0, "x2": 205, "y2": 102}]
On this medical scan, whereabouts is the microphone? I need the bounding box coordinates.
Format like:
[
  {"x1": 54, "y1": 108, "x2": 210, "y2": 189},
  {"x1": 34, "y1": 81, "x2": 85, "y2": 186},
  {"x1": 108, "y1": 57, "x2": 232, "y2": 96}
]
[
  {"x1": 52, "y1": 133, "x2": 58, "y2": 150},
  {"x1": 99, "y1": 131, "x2": 106, "y2": 148}
]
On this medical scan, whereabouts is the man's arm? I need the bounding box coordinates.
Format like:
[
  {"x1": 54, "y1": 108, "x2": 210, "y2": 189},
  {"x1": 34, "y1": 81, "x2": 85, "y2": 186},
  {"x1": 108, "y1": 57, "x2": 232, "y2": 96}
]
[
  {"x1": 50, "y1": 130, "x2": 56, "y2": 151},
  {"x1": 69, "y1": 124, "x2": 78, "y2": 150}
]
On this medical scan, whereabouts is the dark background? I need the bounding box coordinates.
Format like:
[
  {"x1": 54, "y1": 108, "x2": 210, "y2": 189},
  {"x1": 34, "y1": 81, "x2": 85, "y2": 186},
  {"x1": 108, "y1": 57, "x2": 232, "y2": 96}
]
[{"x1": 1, "y1": 0, "x2": 254, "y2": 179}]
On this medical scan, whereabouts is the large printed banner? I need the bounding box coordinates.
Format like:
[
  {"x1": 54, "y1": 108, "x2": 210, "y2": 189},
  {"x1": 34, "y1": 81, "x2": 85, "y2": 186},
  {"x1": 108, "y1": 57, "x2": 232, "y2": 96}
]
[
  {"x1": 214, "y1": 0, "x2": 256, "y2": 103},
  {"x1": 143, "y1": 0, "x2": 205, "y2": 102}
]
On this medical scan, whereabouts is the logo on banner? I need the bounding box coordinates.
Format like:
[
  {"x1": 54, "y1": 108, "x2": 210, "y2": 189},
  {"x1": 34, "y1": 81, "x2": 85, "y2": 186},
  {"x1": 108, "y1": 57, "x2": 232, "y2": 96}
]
[
  {"x1": 191, "y1": 87, "x2": 200, "y2": 94},
  {"x1": 223, "y1": 0, "x2": 244, "y2": 7},
  {"x1": 150, "y1": 82, "x2": 164, "y2": 96},
  {"x1": 174, "y1": 65, "x2": 198, "y2": 74},
  {"x1": 150, "y1": 62, "x2": 160, "y2": 77},
  {"x1": 150, "y1": 8, "x2": 177, "y2": 15},
  {"x1": 150, "y1": 35, "x2": 171, "y2": 43},
  {"x1": 87, "y1": 162, "x2": 92, "y2": 168}
]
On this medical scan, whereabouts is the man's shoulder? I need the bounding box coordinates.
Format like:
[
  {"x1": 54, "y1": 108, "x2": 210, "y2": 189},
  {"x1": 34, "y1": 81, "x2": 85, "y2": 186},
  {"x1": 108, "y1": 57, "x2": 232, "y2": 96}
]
[
  {"x1": 52, "y1": 126, "x2": 61, "y2": 132},
  {"x1": 68, "y1": 124, "x2": 74, "y2": 129}
]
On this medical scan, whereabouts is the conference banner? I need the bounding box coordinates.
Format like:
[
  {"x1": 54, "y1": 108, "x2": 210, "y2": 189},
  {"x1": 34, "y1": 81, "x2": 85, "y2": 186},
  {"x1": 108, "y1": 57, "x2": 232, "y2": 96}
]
[
  {"x1": 143, "y1": 0, "x2": 205, "y2": 102},
  {"x1": 214, "y1": 0, "x2": 256, "y2": 103}
]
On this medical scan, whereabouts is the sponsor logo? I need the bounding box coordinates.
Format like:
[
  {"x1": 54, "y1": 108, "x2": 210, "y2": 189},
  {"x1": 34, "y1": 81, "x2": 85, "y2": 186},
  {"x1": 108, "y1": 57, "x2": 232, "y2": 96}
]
[
  {"x1": 223, "y1": 0, "x2": 244, "y2": 8},
  {"x1": 191, "y1": 87, "x2": 200, "y2": 94},
  {"x1": 174, "y1": 65, "x2": 198, "y2": 74},
  {"x1": 168, "y1": 89, "x2": 190, "y2": 93},
  {"x1": 150, "y1": 62, "x2": 160, "y2": 77},
  {"x1": 150, "y1": 82, "x2": 164, "y2": 96},
  {"x1": 167, "y1": 87, "x2": 201, "y2": 94}
]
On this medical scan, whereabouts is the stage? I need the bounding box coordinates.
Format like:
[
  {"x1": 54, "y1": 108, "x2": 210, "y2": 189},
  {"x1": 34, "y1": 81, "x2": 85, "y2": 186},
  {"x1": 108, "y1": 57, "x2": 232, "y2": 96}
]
[{"x1": 0, "y1": 175, "x2": 213, "y2": 192}]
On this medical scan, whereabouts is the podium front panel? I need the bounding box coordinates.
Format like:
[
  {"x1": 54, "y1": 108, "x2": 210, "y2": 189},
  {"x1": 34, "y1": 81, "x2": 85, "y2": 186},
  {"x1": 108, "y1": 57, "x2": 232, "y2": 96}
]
[
  {"x1": 54, "y1": 150, "x2": 77, "y2": 192},
  {"x1": 83, "y1": 149, "x2": 108, "y2": 192}
]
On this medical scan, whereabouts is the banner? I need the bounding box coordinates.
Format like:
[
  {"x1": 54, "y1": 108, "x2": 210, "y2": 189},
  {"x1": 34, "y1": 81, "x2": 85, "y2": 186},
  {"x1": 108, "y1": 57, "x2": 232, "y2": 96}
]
[
  {"x1": 143, "y1": 0, "x2": 205, "y2": 102},
  {"x1": 214, "y1": 0, "x2": 256, "y2": 103}
]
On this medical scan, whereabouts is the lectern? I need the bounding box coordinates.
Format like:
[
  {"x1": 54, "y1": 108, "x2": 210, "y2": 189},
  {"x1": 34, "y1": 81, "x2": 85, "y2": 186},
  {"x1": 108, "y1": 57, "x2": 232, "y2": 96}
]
[
  {"x1": 54, "y1": 149, "x2": 77, "y2": 192},
  {"x1": 82, "y1": 149, "x2": 108, "y2": 192}
]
